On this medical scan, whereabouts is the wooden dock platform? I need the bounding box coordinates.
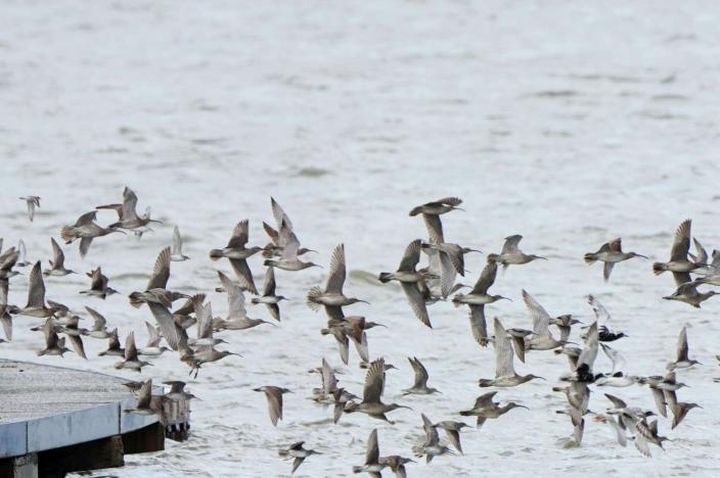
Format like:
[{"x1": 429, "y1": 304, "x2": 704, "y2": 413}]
[{"x1": 0, "y1": 359, "x2": 190, "y2": 477}]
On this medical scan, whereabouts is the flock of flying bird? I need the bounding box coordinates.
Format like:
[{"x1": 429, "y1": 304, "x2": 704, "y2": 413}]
[{"x1": 2, "y1": 192, "x2": 718, "y2": 476}]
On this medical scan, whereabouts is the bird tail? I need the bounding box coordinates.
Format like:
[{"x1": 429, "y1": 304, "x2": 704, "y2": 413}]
[
  {"x1": 60, "y1": 226, "x2": 74, "y2": 243},
  {"x1": 378, "y1": 272, "x2": 393, "y2": 283},
  {"x1": 458, "y1": 410, "x2": 472, "y2": 416},
  {"x1": 208, "y1": 249, "x2": 224, "y2": 261},
  {"x1": 306, "y1": 286, "x2": 323, "y2": 310},
  {"x1": 408, "y1": 206, "x2": 423, "y2": 217},
  {"x1": 352, "y1": 466, "x2": 364, "y2": 474},
  {"x1": 583, "y1": 253, "x2": 597, "y2": 265},
  {"x1": 652, "y1": 262, "x2": 668, "y2": 275}
]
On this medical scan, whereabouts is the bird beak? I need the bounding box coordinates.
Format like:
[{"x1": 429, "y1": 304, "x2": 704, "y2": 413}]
[
  {"x1": 454, "y1": 207, "x2": 465, "y2": 212},
  {"x1": 359, "y1": 300, "x2": 370, "y2": 305},
  {"x1": 636, "y1": 254, "x2": 649, "y2": 259},
  {"x1": 500, "y1": 296, "x2": 512, "y2": 302},
  {"x1": 517, "y1": 405, "x2": 530, "y2": 410},
  {"x1": 305, "y1": 249, "x2": 318, "y2": 254}
]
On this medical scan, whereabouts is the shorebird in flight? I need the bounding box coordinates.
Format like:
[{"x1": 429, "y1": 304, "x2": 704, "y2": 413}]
[{"x1": 584, "y1": 238, "x2": 646, "y2": 281}]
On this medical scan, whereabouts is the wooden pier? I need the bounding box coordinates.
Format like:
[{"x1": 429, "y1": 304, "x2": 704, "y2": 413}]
[{"x1": 0, "y1": 359, "x2": 191, "y2": 477}]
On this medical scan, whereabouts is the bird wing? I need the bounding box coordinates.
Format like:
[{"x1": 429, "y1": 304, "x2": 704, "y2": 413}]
[
  {"x1": 397, "y1": 239, "x2": 422, "y2": 272},
  {"x1": 121, "y1": 187, "x2": 140, "y2": 222},
  {"x1": 43, "y1": 319, "x2": 57, "y2": 348},
  {"x1": 50, "y1": 238, "x2": 66, "y2": 269},
  {"x1": 0, "y1": 247, "x2": 18, "y2": 271},
  {"x1": 271, "y1": 197, "x2": 293, "y2": 231},
  {"x1": 633, "y1": 425, "x2": 651, "y2": 457},
  {"x1": 279, "y1": 220, "x2": 300, "y2": 259},
  {"x1": 17, "y1": 239, "x2": 27, "y2": 262},
  {"x1": 137, "y1": 379, "x2": 153, "y2": 409},
  {"x1": 604, "y1": 393, "x2": 627, "y2": 410},
  {"x1": 501, "y1": 235, "x2": 523, "y2": 254},
  {"x1": 266, "y1": 388, "x2": 284, "y2": 426},
  {"x1": 321, "y1": 358, "x2": 338, "y2": 394},
  {"x1": 605, "y1": 414, "x2": 627, "y2": 447},
  {"x1": 421, "y1": 413, "x2": 439, "y2": 445},
  {"x1": 67, "y1": 334, "x2": 87, "y2": 359},
  {"x1": 437, "y1": 250, "x2": 458, "y2": 297},
  {"x1": 473, "y1": 391, "x2": 498, "y2": 409},
  {"x1": 410, "y1": 357, "x2": 429, "y2": 388},
  {"x1": 400, "y1": 283, "x2": 432, "y2": 328},
  {"x1": 262, "y1": 266, "x2": 277, "y2": 296},
  {"x1": 352, "y1": 331, "x2": 370, "y2": 363},
  {"x1": 471, "y1": 261, "x2": 497, "y2": 295},
  {"x1": 147, "y1": 302, "x2": 185, "y2": 351},
  {"x1": 363, "y1": 359, "x2": 386, "y2": 403},
  {"x1": 26, "y1": 261, "x2": 46, "y2": 309},
  {"x1": 603, "y1": 262, "x2": 615, "y2": 281},
  {"x1": 608, "y1": 238, "x2": 622, "y2": 252},
  {"x1": 144, "y1": 320, "x2": 161, "y2": 347},
  {"x1": 226, "y1": 220, "x2": 250, "y2": 248},
  {"x1": 147, "y1": 247, "x2": 171, "y2": 290},
  {"x1": 670, "y1": 219, "x2": 691, "y2": 262},
  {"x1": 85, "y1": 306, "x2": 107, "y2": 331},
  {"x1": 125, "y1": 331, "x2": 138, "y2": 360},
  {"x1": 600, "y1": 343, "x2": 626, "y2": 374},
  {"x1": 262, "y1": 221, "x2": 279, "y2": 246},
  {"x1": 78, "y1": 237, "x2": 94, "y2": 258},
  {"x1": 291, "y1": 457, "x2": 304, "y2": 474},
  {"x1": 422, "y1": 214, "x2": 444, "y2": 244},
  {"x1": 650, "y1": 387, "x2": 667, "y2": 418},
  {"x1": 172, "y1": 225, "x2": 184, "y2": 255},
  {"x1": 173, "y1": 293, "x2": 205, "y2": 316},
  {"x1": 522, "y1": 289, "x2": 550, "y2": 337},
  {"x1": 468, "y1": 305, "x2": 488, "y2": 346},
  {"x1": 89, "y1": 268, "x2": 104, "y2": 290},
  {"x1": 0, "y1": 308, "x2": 12, "y2": 341},
  {"x1": 332, "y1": 328, "x2": 349, "y2": 365},
  {"x1": 676, "y1": 326, "x2": 689, "y2": 362},
  {"x1": 587, "y1": 294, "x2": 611, "y2": 326},
  {"x1": 577, "y1": 321, "x2": 599, "y2": 373},
  {"x1": 325, "y1": 244, "x2": 347, "y2": 294},
  {"x1": 219, "y1": 271, "x2": 248, "y2": 319},
  {"x1": 74, "y1": 211, "x2": 98, "y2": 226},
  {"x1": 197, "y1": 302, "x2": 213, "y2": 340},
  {"x1": 692, "y1": 238, "x2": 707, "y2": 265},
  {"x1": 493, "y1": 318, "x2": 515, "y2": 378},
  {"x1": 229, "y1": 258, "x2": 258, "y2": 295},
  {"x1": 366, "y1": 429, "x2": 379, "y2": 465}
]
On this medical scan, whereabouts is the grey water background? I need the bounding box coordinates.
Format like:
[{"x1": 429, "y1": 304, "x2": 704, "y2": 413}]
[{"x1": 2, "y1": 1, "x2": 720, "y2": 476}]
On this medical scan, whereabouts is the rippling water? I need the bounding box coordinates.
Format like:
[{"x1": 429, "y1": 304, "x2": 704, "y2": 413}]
[{"x1": 2, "y1": 1, "x2": 720, "y2": 476}]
